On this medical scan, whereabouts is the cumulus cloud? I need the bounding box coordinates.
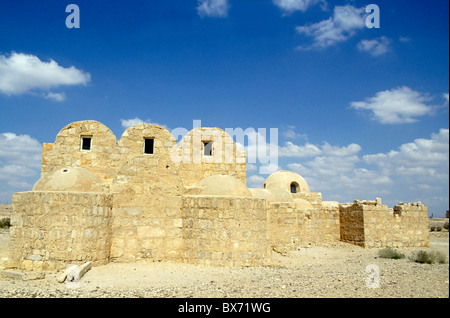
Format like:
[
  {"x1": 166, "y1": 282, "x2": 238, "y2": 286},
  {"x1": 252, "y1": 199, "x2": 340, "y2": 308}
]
[
  {"x1": 247, "y1": 174, "x2": 266, "y2": 189},
  {"x1": 273, "y1": 0, "x2": 327, "y2": 14},
  {"x1": 279, "y1": 142, "x2": 322, "y2": 158},
  {"x1": 281, "y1": 125, "x2": 308, "y2": 140},
  {"x1": 197, "y1": 0, "x2": 229, "y2": 18},
  {"x1": 0, "y1": 132, "x2": 42, "y2": 203},
  {"x1": 0, "y1": 52, "x2": 90, "y2": 100},
  {"x1": 296, "y1": 5, "x2": 366, "y2": 50},
  {"x1": 121, "y1": 117, "x2": 167, "y2": 129},
  {"x1": 350, "y1": 86, "x2": 436, "y2": 124},
  {"x1": 43, "y1": 92, "x2": 66, "y2": 102},
  {"x1": 282, "y1": 129, "x2": 448, "y2": 213},
  {"x1": 364, "y1": 129, "x2": 449, "y2": 174},
  {"x1": 357, "y1": 36, "x2": 392, "y2": 56},
  {"x1": 278, "y1": 139, "x2": 366, "y2": 192},
  {"x1": 0, "y1": 133, "x2": 42, "y2": 167}
]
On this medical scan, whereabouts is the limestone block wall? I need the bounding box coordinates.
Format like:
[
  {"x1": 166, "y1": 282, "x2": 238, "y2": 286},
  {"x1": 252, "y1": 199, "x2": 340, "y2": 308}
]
[
  {"x1": 109, "y1": 155, "x2": 184, "y2": 263},
  {"x1": 9, "y1": 191, "x2": 113, "y2": 271},
  {"x1": 304, "y1": 204, "x2": 340, "y2": 244},
  {"x1": 182, "y1": 196, "x2": 269, "y2": 267},
  {"x1": 41, "y1": 121, "x2": 120, "y2": 183},
  {"x1": 177, "y1": 128, "x2": 247, "y2": 186},
  {"x1": 339, "y1": 200, "x2": 430, "y2": 248},
  {"x1": 392, "y1": 202, "x2": 430, "y2": 247},
  {"x1": 118, "y1": 124, "x2": 177, "y2": 162},
  {"x1": 267, "y1": 202, "x2": 340, "y2": 252},
  {"x1": 339, "y1": 202, "x2": 365, "y2": 246},
  {"x1": 41, "y1": 121, "x2": 246, "y2": 189},
  {"x1": 267, "y1": 203, "x2": 298, "y2": 253}
]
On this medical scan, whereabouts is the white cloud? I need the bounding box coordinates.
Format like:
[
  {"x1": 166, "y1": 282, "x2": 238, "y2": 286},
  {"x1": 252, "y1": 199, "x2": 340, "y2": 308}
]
[
  {"x1": 0, "y1": 132, "x2": 42, "y2": 203},
  {"x1": 282, "y1": 129, "x2": 448, "y2": 214},
  {"x1": 121, "y1": 117, "x2": 167, "y2": 129},
  {"x1": 364, "y1": 129, "x2": 449, "y2": 172},
  {"x1": 247, "y1": 175, "x2": 266, "y2": 188},
  {"x1": 281, "y1": 125, "x2": 308, "y2": 140},
  {"x1": 399, "y1": 36, "x2": 411, "y2": 43},
  {"x1": 0, "y1": 133, "x2": 42, "y2": 167},
  {"x1": 273, "y1": 0, "x2": 327, "y2": 14},
  {"x1": 44, "y1": 92, "x2": 66, "y2": 102},
  {"x1": 279, "y1": 140, "x2": 365, "y2": 191},
  {"x1": 296, "y1": 5, "x2": 366, "y2": 50},
  {"x1": 322, "y1": 142, "x2": 361, "y2": 157},
  {"x1": 357, "y1": 36, "x2": 392, "y2": 56},
  {"x1": 279, "y1": 142, "x2": 322, "y2": 158},
  {"x1": 197, "y1": 0, "x2": 229, "y2": 18},
  {"x1": 350, "y1": 86, "x2": 436, "y2": 124},
  {"x1": 0, "y1": 52, "x2": 90, "y2": 99}
]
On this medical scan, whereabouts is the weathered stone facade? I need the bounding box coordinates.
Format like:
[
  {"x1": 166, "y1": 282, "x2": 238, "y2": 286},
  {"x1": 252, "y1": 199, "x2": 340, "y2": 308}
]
[
  {"x1": 8, "y1": 120, "x2": 430, "y2": 271},
  {"x1": 340, "y1": 200, "x2": 430, "y2": 248}
]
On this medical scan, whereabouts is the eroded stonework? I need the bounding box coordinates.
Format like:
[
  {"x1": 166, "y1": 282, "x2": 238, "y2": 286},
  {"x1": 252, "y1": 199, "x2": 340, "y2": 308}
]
[{"x1": 9, "y1": 120, "x2": 430, "y2": 271}]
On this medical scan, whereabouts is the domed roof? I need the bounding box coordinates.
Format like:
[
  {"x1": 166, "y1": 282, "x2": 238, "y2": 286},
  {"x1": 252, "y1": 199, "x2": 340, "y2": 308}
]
[
  {"x1": 294, "y1": 198, "x2": 313, "y2": 209},
  {"x1": 195, "y1": 175, "x2": 253, "y2": 197},
  {"x1": 263, "y1": 170, "x2": 310, "y2": 194},
  {"x1": 33, "y1": 167, "x2": 104, "y2": 192},
  {"x1": 250, "y1": 188, "x2": 293, "y2": 203}
]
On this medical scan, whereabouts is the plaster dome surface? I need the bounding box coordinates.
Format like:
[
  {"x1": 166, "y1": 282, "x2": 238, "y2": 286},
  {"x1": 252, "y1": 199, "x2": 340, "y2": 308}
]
[
  {"x1": 294, "y1": 198, "x2": 313, "y2": 209},
  {"x1": 264, "y1": 170, "x2": 310, "y2": 194},
  {"x1": 195, "y1": 175, "x2": 253, "y2": 197},
  {"x1": 32, "y1": 167, "x2": 103, "y2": 192}
]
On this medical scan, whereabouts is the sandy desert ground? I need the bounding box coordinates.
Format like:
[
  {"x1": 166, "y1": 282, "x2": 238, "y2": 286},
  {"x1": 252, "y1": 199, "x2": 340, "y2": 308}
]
[{"x1": 0, "y1": 219, "x2": 448, "y2": 299}]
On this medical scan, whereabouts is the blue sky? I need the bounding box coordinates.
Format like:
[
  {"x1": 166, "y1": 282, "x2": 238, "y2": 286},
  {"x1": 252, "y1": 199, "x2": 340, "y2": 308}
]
[{"x1": 0, "y1": 0, "x2": 448, "y2": 216}]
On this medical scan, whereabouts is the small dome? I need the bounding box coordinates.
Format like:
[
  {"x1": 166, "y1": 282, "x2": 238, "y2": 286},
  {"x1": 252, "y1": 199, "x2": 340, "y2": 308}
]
[
  {"x1": 294, "y1": 198, "x2": 313, "y2": 209},
  {"x1": 249, "y1": 188, "x2": 293, "y2": 203},
  {"x1": 195, "y1": 175, "x2": 252, "y2": 197},
  {"x1": 33, "y1": 167, "x2": 103, "y2": 192},
  {"x1": 263, "y1": 170, "x2": 310, "y2": 194}
]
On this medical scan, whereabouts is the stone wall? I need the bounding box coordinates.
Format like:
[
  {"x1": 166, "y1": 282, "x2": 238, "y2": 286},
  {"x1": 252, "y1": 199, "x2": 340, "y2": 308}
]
[
  {"x1": 267, "y1": 202, "x2": 298, "y2": 253},
  {"x1": 267, "y1": 201, "x2": 340, "y2": 252},
  {"x1": 9, "y1": 191, "x2": 112, "y2": 271},
  {"x1": 177, "y1": 128, "x2": 247, "y2": 186},
  {"x1": 339, "y1": 202, "x2": 365, "y2": 246},
  {"x1": 109, "y1": 155, "x2": 184, "y2": 263},
  {"x1": 41, "y1": 121, "x2": 120, "y2": 183},
  {"x1": 182, "y1": 196, "x2": 269, "y2": 267},
  {"x1": 339, "y1": 200, "x2": 430, "y2": 248},
  {"x1": 41, "y1": 122, "x2": 246, "y2": 188}
]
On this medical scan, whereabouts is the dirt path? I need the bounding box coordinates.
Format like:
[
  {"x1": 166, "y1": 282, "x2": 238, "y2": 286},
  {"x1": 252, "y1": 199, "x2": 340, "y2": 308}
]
[{"x1": 1, "y1": 230, "x2": 448, "y2": 298}]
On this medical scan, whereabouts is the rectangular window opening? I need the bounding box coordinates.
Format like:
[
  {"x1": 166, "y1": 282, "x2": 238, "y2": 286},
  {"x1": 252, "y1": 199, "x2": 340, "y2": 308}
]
[
  {"x1": 144, "y1": 138, "x2": 155, "y2": 154},
  {"x1": 81, "y1": 136, "x2": 92, "y2": 151},
  {"x1": 203, "y1": 142, "x2": 213, "y2": 156}
]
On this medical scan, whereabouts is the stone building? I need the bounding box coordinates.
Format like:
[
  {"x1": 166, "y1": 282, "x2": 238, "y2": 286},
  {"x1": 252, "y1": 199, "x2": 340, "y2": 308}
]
[{"x1": 8, "y1": 120, "x2": 430, "y2": 271}]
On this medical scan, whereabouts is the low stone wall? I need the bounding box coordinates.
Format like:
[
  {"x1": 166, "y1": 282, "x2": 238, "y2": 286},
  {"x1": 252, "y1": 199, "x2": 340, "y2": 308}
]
[
  {"x1": 267, "y1": 202, "x2": 298, "y2": 253},
  {"x1": 268, "y1": 201, "x2": 340, "y2": 252},
  {"x1": 339, "y1": 202, "x2": 365, "y2": 246},
  {"x1": 339, "y1": 200, "x2": 430, "y2": 248},
  {"x1": 9, "y1": 191, "x2": 113, "y2": 271},
  {"x1": 182, "y1": 196, "x2": 269, "y2": 267}
]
